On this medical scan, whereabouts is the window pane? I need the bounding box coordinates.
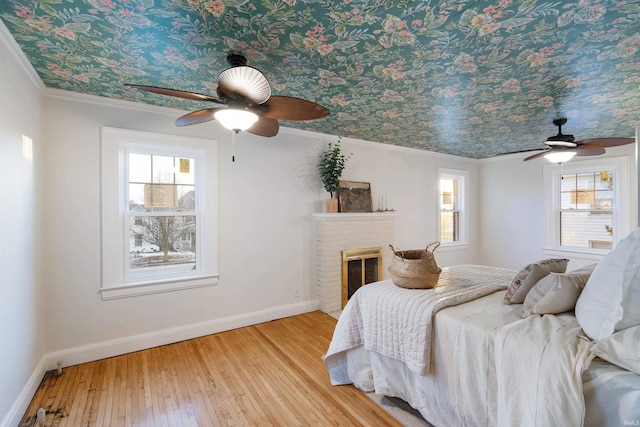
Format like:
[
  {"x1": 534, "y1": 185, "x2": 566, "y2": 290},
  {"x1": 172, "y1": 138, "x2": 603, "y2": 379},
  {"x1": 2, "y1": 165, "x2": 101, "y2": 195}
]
[
  {"x1": 560, "y1": 211, "x2": 613, "y2": 249},
  {"x1": 440, "y1": 178, "x2": 456, "y2": 210},
  {"x1": 176, "y1": 158, "x2": 195, "y2": 185},
  {"x1": 153, "y1": 155, "x2": 175, "y2": 184},
  {"x1": 129, "y1": 183, "x2": 145, "y2": 209},
  {"x1": 177, "y1": 185, "x2": 196, "y2": 211},
  {"x1": 561, "y1": 174, "x2": 576, "y2": 192},
  {"x1": 129, "y1": 153, "x2": 151, "y2": 183},
  {"x1": 129, "y1": 215, "x2": 196, "y2": 275},
  {"x1": 440, "y1": 211, "x2": 458, "y2": 243},
  {"x1": 560, "y1": 191, "x2": 574, "y2": 210},
  {"x1": 595, "y1": 171, "x2": 613, "y2": 190},
  {"x1": 576, "y1": 173, "x2": 594, "y2": 190}
]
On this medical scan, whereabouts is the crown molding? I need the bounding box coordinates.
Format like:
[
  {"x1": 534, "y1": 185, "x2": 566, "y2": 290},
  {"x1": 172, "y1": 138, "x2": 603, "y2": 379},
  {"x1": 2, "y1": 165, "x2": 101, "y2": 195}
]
[
  {"x1": 281, "y1": 126, "x2": 477, "y2": 163},
  {"x1": 44, "y1": 87, "x2": 189, "y2": 117}
]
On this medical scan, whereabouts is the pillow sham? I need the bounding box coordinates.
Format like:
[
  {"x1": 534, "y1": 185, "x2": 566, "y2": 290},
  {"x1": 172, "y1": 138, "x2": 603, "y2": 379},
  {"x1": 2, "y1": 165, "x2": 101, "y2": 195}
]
[
  {"x1": 590, "y1": 325, "x2": 640, "y2": 375},
  {"x1": 521, "y1": 264, "x2": 596, "y2": 317},
  {"x1": 575, "y1": 227, "x2": 640, "y2": 341},
  {"x1": 504, "y1": 258, "x2": 569, "y2": 304}
]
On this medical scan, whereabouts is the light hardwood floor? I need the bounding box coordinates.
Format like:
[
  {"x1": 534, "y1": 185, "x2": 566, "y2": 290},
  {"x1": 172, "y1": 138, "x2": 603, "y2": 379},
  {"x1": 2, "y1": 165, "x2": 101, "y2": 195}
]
[{"x1": 20, "y1": 311, "x2": 401, "y2": 426}]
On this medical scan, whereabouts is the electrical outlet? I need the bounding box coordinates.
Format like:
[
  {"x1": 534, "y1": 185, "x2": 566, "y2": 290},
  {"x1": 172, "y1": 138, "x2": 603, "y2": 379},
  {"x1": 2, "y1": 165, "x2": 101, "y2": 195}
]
[{"x1": 294, "y1": 287, "x2": 300, "y2": 298}]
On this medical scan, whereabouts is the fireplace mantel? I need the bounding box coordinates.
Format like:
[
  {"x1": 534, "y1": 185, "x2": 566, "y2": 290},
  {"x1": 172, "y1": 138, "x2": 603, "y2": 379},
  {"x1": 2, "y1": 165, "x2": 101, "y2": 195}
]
[
  {"x1": 313, "y1": 211, "x2": 397, "y2": 318},
  {"x1": 312, "y1": 212, "x2": 399, "y2": 222}
]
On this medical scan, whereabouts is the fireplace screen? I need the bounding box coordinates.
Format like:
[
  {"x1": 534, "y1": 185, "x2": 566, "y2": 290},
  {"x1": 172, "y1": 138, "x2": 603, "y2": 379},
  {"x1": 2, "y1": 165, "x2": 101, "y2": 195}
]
[{"x1": 342, "y1": 247, "x2": 382, "y2": 308}]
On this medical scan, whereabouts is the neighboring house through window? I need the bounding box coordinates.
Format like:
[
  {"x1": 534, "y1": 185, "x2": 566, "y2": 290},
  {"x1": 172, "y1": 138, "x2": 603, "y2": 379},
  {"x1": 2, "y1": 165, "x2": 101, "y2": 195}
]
[
  {"x1": 100, "y1": 127, "x2": 218, "y2": 300},
  {"x1": 438, "y1": 168, "x2": 468, "y2": 245},
  {"x1": 543, "y1": 156, "x2": 631, "y2": 255}
]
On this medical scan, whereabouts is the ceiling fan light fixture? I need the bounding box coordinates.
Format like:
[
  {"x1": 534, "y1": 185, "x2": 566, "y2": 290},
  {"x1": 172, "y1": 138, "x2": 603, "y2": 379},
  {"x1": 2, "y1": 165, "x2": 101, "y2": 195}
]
[
  {"x1": 214, "y1": 109, "x2": 258, "y2": 132},
  {"x1": 218, "y1": 66, "x2": 271, "y2": 104},
  {"x1": 544, "y1": 149, "x2": 576, "y2": 164}
]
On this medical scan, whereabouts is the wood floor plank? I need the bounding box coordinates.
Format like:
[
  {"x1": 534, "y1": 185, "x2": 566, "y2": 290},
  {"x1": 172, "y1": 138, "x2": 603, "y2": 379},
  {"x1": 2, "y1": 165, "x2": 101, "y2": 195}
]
[{"x1": 19, "y1": 311, "x2": 401, "y2": 426}]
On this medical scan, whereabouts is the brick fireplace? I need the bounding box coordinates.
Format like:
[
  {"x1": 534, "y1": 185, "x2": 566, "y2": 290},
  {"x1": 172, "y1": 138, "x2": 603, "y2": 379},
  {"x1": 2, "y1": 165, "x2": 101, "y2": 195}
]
[{"x1": 312, "y1": 213, "x2": 397, "y2": 318}]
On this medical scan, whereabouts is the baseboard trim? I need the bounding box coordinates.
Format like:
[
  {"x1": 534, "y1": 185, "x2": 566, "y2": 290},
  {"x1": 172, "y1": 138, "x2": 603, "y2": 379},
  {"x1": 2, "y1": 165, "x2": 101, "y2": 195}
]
[
  {"x1": 45, "y1": 300, "x2": 318, "y2": 370},
  {"x1": 1, "y1": 355, "x2": 47, "y2": 427}
]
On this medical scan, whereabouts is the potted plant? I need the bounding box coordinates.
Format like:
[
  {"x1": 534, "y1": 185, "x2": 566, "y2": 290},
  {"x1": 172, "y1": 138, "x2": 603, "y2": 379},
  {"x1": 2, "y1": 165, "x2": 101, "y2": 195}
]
[{"x1": 318, "y1": 138, "x2": 351, "y2": 213}]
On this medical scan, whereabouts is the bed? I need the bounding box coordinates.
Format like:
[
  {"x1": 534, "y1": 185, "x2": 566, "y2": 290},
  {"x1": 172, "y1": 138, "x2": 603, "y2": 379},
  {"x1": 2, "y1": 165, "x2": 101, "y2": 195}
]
[{"x1": 324, "y1": 247, "x2": 640, "y2": 427}]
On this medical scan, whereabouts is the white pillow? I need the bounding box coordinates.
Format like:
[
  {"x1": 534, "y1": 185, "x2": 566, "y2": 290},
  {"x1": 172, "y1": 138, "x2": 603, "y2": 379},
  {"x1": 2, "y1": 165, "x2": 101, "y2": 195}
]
[
  {"x1": 575, "y1": 227, "x2": 640, "y2": 341},
  {"x1": 504, "y1": 258, "x2": 569, "y2": 304},
  {"x1": 590, "y1": 325, "x2": 640, "y2": 375},
  {"x1": 521, "y1": 264, "x2": 596, "y2": 317}
]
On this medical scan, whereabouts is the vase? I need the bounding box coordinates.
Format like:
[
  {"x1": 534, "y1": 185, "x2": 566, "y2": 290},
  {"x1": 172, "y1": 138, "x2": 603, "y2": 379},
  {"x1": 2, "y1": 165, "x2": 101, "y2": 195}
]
[{"x1": 325, "y1": 199, "x2": 338, "y2": 213}]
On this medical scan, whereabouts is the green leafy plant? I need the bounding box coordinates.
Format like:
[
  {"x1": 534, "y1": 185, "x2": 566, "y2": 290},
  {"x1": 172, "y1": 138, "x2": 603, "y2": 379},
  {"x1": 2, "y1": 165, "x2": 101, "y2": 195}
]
[{"x1": 318, "y1": 139, "x2": 352, "y2": 198}]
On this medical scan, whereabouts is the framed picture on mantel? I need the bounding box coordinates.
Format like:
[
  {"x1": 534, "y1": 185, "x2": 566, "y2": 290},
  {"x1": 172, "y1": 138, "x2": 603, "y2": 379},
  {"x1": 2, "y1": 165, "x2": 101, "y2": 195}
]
[{"x1": 338, "y1": 180, "x2": 373, "y2": 213}]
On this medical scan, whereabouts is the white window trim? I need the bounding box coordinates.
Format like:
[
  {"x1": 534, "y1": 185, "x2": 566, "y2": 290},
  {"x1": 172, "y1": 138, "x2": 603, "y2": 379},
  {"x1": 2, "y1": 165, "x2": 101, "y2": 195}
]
[
  {"x1": 543, "y1": 156, "x2": 631, "y2": 256},
  {"x1": 100, "y1": 127, "x2": 219, "y2": 300},
  {"x1": 437, "y1": 168, "x2": 469, "y2": 247}
]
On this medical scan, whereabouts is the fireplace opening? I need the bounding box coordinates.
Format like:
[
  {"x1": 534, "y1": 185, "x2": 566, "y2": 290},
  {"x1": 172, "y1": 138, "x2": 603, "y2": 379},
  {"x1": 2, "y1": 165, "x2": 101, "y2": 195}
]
[{"x1": 342, "y1": 247, "x2": 382, "y2": 308}]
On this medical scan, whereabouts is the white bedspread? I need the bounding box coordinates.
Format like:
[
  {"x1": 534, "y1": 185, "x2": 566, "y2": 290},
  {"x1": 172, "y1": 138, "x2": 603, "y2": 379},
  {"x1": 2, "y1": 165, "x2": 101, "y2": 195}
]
[
  {"x1": 324, "y1": 265, "x2": 515, "y2": 377},
  {"x1": 324, "y1": 266, "x2": 598, "y2": 427}
]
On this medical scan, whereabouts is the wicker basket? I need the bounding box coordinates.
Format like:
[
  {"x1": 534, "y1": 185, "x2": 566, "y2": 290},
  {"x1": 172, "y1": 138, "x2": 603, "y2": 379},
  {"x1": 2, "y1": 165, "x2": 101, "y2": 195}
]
[{"x1": 388, "y1": 242, "x2": 442, "y2": 289}]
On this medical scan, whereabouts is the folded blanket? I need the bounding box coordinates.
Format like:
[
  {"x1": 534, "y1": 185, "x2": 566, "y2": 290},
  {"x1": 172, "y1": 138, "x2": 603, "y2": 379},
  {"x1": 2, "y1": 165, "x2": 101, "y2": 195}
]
[{"x1": 324, "y1": 265, "x2": 515, "y2": 378}]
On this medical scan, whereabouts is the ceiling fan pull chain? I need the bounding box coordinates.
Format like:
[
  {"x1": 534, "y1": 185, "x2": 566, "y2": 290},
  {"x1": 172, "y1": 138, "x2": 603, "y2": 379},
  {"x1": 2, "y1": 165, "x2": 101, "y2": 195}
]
[{"x1": 232, "y1": 131, "x2": 237, "y2": 162}]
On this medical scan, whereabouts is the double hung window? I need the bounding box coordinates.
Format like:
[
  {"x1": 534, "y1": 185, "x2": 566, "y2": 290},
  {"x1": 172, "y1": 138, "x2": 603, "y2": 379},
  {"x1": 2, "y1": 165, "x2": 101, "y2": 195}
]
[
  {"x1": 438, "y1": 168, "x2": 468, "y2": 245},
  {"x1": 543, "y1": 157, "x2": 631, "y2": 254},
  {"x1": 101, "y1": 127, "x2": 218, "y2": 300}
]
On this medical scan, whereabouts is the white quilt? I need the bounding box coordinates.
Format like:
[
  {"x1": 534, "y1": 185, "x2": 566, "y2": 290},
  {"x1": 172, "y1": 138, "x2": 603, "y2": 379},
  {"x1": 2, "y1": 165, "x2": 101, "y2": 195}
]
[{"x1": 324, "y1": 265, "x2": 515, "y2": 377}]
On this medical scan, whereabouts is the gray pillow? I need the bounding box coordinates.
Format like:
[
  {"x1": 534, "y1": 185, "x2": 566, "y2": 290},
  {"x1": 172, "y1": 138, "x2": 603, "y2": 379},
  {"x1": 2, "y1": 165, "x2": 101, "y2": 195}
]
[{"x1": 504, "y1": 258, "x2": 569, "y2": 304}]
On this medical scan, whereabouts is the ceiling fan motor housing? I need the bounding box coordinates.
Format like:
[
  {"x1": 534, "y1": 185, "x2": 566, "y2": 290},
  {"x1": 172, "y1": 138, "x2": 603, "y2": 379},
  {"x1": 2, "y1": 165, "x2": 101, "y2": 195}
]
[
  {"x1": 546, "y1": 116, "x2": 576, "y2": 146},
  {"x1": 227, "y1": 53, "x2": 248, "y2": 67}
]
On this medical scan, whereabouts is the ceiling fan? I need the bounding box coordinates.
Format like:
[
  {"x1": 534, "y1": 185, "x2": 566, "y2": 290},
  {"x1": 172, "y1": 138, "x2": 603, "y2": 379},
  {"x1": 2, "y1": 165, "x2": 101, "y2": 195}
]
[
  {"x1": 505, "y1": 117, "x2": 634, "y2": 163},
  {"x1": 125, "y1": 53, "x2": 330, "y2": 137}
]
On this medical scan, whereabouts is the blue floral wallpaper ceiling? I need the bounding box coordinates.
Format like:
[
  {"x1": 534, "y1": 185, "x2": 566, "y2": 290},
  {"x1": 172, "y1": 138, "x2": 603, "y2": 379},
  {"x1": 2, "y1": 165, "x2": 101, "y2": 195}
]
[{"x1": 1, "y1": 0, "x2": 639, "y2": 159}]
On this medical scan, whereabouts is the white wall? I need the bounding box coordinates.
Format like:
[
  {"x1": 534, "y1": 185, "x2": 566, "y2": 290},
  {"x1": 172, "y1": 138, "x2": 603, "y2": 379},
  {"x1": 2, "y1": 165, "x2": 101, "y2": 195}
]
[
  {"x1": 40, "y1": 93, "x2": 478, "y2": 361},
  {"x1": 0, "y1": 24, "x2": 45, "y2": 426},
  {"x1": 478, "y1": 144, "x2": 637, "y2": 271},
  {"x1": 337, "y1": 140, "x2": 480, "y2": 266}
]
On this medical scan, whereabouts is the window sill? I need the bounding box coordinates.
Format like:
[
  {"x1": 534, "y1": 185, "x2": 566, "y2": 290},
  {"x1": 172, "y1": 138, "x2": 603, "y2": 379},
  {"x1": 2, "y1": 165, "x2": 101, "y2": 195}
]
[
  {"x1": 542, "y1": 248, "x2": 608, "y2": 262},
  {"x1": 100, "y1": 275, "x2": 219, "y2": 300},
  {"x1": 437, "y1": 242, "x2": 469, "y2": 252}
]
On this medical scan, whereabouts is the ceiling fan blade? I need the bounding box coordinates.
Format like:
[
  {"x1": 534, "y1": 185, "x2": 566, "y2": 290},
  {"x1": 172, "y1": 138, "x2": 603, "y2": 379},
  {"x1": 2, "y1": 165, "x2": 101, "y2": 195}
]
[
  {"x1": 575, "y1": 146, "x2": 606, "y2": 156},
  {"x1": 498, "y1": 148, "x2": 545, "y2": 156},
  {"x1": 262, "y1": 96, "x2": 330, "y2": 121},
  {"x1": 523, "y1": 150, "x2": 550, "y2": 161},
  {"x1": 246, "y1": 116, "x2": 279, "y2": 137},
  {"x1": 175, "y1": 108, "x2": 222, "y2": 127},
  {"x1": 577, "y1": 137, "x2": 635, "y2": 148},
  {"x1": 217, "y1": 66, "x2": 271, "y2": 105},
  {"x1": 125, "y1": 84, "x2": 223, "y2": 103}
]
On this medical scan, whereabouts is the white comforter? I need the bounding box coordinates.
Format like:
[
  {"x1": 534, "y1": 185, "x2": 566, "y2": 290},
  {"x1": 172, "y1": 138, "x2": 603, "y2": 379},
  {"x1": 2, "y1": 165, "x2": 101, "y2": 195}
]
[
  {"x1": 324, "y1": 265, "x2": 514, "y2": 377},
  {"x1": 324, "y1": 265, "x2": 597, "y2": 427}
]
